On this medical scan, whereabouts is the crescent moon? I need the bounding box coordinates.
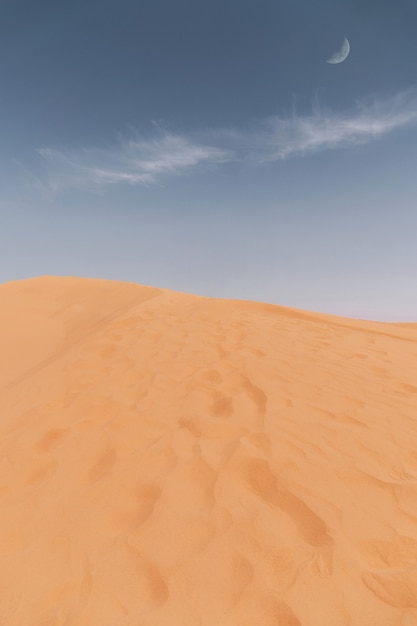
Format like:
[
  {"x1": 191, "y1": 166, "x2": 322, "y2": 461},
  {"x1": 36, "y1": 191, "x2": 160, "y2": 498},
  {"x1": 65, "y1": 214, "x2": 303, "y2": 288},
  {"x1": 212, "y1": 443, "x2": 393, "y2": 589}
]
[{"x1": 326, "y1": 38, "x2": 350, "y2": 64}]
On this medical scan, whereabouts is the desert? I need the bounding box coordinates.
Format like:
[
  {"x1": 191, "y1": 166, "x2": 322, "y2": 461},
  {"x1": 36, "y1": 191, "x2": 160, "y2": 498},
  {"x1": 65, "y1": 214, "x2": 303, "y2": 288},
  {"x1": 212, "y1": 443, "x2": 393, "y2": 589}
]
[{"x1": 1, "y1": 276, "x2": 417, "y2": 625}]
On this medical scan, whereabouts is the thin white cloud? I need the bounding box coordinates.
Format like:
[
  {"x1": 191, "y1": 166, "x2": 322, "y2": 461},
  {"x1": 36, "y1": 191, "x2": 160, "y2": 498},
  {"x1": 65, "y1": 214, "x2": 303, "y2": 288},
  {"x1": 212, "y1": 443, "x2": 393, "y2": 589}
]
[
  {"x1": 37, "y1": 89, "x2": 417, "y2": 193},
  {"x1": 252, "y1": 89, "x2": 417, "y2": 161},
  {"x1": 38, "y1": 133, "x2": 233, "y2": 193}
]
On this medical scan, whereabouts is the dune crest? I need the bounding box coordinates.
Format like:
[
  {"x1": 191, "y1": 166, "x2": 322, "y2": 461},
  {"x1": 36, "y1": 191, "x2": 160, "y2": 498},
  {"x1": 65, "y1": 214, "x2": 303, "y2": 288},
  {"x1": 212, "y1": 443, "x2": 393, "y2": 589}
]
[{"x1": 1, "y1": 276, "x2": 417, "y2": 625}]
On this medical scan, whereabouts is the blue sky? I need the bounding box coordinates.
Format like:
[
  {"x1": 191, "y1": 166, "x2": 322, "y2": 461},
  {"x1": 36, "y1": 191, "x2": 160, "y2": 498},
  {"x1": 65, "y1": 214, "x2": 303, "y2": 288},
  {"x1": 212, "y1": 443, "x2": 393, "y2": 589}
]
[{"x1": 1, "y1": 0, "x2": 417, "y2": 319}]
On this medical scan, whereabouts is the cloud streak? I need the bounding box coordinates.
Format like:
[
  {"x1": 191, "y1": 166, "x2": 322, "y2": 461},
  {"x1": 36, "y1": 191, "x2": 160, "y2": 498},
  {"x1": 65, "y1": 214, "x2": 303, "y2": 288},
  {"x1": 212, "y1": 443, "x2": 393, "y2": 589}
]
[
  {"x1": 37, "y1": 89, "x2": 417, "y2": 193},
  {"x1": 256, "y1": 89, "x2": 417, "y2": 161},
  {"x1": 38, "y1": 133, "x2": 233, "y2": 193}
]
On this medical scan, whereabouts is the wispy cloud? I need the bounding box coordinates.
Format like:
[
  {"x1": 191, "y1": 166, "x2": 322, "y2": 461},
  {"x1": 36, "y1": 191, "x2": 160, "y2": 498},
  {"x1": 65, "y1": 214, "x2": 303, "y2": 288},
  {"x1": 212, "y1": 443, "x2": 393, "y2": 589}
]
[
  {"x1": 255, "y1": 89, "x2": 417, "y2": 161},
  {"x1": 36, "y1": 89, "x2": 417, "y2": 193},
  {"x1": 38, "y1": 133, "x2": 233, "y2": 193}
]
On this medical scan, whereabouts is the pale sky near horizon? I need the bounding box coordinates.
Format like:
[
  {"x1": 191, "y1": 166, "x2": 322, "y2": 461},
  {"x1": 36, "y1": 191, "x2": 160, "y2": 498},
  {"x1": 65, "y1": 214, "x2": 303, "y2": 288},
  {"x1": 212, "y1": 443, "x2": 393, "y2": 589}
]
[{"x1": 1, "y1": 0, "x2": 417, "y2": 320}]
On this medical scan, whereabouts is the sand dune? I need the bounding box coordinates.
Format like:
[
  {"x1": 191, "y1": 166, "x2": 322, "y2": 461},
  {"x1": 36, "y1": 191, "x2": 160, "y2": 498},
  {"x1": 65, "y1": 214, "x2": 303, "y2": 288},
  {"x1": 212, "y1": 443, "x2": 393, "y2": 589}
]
[{"x1": 1, "y1": 276, "x2": 417, "y2": 625}]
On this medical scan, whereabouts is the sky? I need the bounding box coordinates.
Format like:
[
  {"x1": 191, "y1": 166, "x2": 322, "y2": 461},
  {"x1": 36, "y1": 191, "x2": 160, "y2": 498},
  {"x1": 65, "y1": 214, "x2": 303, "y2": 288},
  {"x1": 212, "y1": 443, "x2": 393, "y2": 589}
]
[{"x1": 1, "y1": 0, "x2": 417, "y2": 320}]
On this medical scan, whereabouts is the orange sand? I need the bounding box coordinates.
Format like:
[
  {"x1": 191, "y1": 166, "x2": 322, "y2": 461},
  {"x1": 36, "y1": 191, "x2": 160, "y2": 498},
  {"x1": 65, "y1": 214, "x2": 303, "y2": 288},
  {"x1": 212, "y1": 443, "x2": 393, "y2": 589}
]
[{"x1": 1, "y1": 276, "x2": 417, "y2": 626}]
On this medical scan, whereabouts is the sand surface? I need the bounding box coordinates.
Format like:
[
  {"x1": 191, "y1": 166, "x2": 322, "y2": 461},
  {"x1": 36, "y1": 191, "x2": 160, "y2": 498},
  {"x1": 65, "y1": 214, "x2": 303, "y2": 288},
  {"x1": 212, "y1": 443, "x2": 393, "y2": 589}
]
[{"x1": 1, "y1": 276, "x2": 417, "y2": 626}]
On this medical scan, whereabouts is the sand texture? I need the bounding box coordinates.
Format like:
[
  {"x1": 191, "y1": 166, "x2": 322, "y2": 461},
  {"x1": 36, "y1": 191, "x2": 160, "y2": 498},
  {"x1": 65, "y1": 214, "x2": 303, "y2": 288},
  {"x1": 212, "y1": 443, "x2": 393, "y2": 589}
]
[{"x1": 1, "y1": 276, "x2": 417, "y2": 626}]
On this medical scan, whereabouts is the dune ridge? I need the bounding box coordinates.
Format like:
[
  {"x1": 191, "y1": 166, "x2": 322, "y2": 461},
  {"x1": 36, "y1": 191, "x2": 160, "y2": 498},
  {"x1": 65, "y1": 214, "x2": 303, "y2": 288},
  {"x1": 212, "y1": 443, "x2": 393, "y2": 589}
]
[{"x1": 1, "y1": 276, "x2": 417, "y2": 626}]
